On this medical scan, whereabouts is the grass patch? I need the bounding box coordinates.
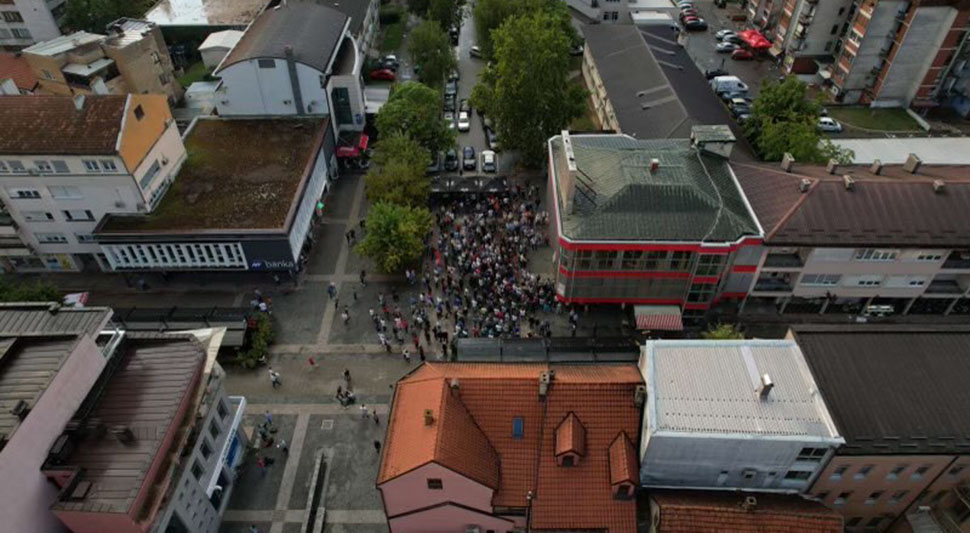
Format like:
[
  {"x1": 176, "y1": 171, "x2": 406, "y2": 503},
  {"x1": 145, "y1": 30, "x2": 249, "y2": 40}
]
[
  {"x1": 380, "y1": 20, "x2": 405, "y2": 54},
  {"x1": 568, "y1": 76, "x2": 600, "y2": 132},
  {"x1": 177, "y1": 61, "x2": 209, "y2": 87},
  {"x1": 827, "y1": 107, "x2": 922, "y2": 131}
]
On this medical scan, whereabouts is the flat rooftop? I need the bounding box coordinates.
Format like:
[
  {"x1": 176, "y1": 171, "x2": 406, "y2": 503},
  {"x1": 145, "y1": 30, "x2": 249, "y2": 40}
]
[
  {"x1": 98, "y1": 118, "x2": 326, "y2": 233},
  {"x1": 641, "y1": 340, "x2": 841, "y2": 439},
  {"x1": 52, "y1": 334, "x2": 205, "y2": 514},
  {"x1": 145, "y1": 0, "x2": 269, "y2": 26}
]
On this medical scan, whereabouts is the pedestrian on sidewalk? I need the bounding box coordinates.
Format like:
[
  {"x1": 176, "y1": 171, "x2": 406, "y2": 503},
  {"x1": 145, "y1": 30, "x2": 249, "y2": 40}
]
[
  {"x1": 360, "y1": 404, "x2": 369, "y2": 418},
  {"x1": 341, "y1": 307, "x2": 350, "y2": 325},
  {"x1": 343, "y1": 369, "x2": 352, "y2": 390},
  {"x1": 327, "y1": 282, "x2": 337, "y2": 300},
  {"x1": 360, "y1": 269, "x2": 367, "y2": 287},
  {"x1": 403, "y1": 348, "x2": 411, "y2": 364},
  {"x1": 277, "y1": 438, "x2": 289, "y2": 454},
  {"x1": 419, "y1": 344, "x2": 426, "y2": 362},
  {"x1": 268, "y1": 368, "x2": 281, "y2": 388},
  {"x1": 264, "y1": 410, "x2": 273, "y2": 427},
  {"x1": 353, "y1": 289, "x2": 358, "y2": 301},
  {"x1": 307, "y1": 356, "x2": 319, "y2": 371},
  {"x1": 373, "y1": 410, "x2": 380, "y2": 425},
  {"x1": 374, "y1": 440, "x2": 381, "y2": 453}
]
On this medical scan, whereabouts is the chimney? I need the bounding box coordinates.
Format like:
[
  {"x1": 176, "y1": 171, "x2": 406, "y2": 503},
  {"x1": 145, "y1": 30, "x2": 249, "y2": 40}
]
[
  {"x1": 757, "y1": 374, "x2": 774, "y2": 400},
  {"x1": 649, "y1": 158, "x2": 660, "y2": 172},
  {"x1": 842, "y1": 174, "x2": 855, "y2": 191},
  {"x1": 634, "y1": 385, "x2": 647, "y2": 408},
  {"x1": 826, "y1": 158, "x2": 839, "y2": 175},
  {"x1": 903, "y1": 153, "x2": 922, "y2": 174},
  {"x1": 741, "y1": 496, "x2": 758, "y2": 511},
  {"x1": 111, "y1": 426, "x2": 135, "y2": 444},
  {"x1": 10, "y1": 399, "x2": 29, "y2": 420},
  {"x1": 560, "y1": 131, "x2": 579, "y2": 214},
  {"x1": 73, "y1": 94, "x2": 85, "y2": 111},
  {"x1": 780, "y1": 152, "x2": 795, "y2": 172},
  {"x1": 539, "y1": 370, "x2": 555, "y2": 397},
  {"x1": 423, "y1": 409, "x2": 435, "y2": 426},
  {"x1": 869, "y1": 159, "x2": 883, "y2": 175},
  {"x1": 933, "y1": 179, "x2": 945, "y2": 193},
  {"x1": 449, "y1": 378, "x2": 460, "y2": 391},
  {"x1": 799, "y1": 178, "x2": 812, "y2": 193}
]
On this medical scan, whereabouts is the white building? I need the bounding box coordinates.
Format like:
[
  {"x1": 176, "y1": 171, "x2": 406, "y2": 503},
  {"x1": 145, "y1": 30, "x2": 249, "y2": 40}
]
[
  {"x1": 198, "y1": 30, "x2": 243, "y2": 70},
  {"x1": 0, "y1": 0, "x2": 63, "y2": 49},
  {"x1": 214, "y1": 0, "x2": 367, "y2": 134},
  {"x1": 0, "y1": 94, "x2": 186, "y2": 272},
  {"x1": 639, "y1": 339, "x2": 844, "y2": 493}
]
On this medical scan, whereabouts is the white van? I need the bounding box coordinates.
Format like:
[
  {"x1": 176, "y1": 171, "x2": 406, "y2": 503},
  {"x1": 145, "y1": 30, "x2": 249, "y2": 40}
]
[{"x1": 710, "y1": 75, "x2": 749, "y2": 94}]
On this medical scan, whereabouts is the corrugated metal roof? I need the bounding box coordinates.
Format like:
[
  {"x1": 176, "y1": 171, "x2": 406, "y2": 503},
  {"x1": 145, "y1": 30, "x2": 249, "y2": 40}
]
[
  {"x1": 23, "y1": 32, "x2": 104, "y2": 56},
  {"x1": 642, "y1": 340, "x2": 841, "y2": 439},
  {"x1": 0, "y1": 303, "x2": 111, "y2": 336}
]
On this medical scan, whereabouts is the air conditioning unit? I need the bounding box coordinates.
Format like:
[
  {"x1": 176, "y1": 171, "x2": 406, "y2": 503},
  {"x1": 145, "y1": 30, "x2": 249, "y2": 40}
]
[
  {"x1": 114, "y1": 201, "x2": 126, "y2": 208},
  {"x1": 27, "y1": 169, "x2": 39, "y2": 176},
  {"x1": 161, "y1": 156, "x2": 169, "y2": 166}
]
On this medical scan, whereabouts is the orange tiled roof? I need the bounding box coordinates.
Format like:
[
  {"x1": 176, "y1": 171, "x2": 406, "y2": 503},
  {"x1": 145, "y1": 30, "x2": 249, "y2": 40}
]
[
  {"x1": 380, "y1": 362, "x2": 643, "y2": 533},
  {"x1": 0, "y1": 53, "x2": 38, "y2": 91},
  {"x1": 609, "y1": 431, "x2": 637, "y2": 485},
  {"x1": 555, "y1": 412, "x2": 586, "y2": 457},
  {"x1": 651, "y1": 490, "x2": 844, "y2": 533}
]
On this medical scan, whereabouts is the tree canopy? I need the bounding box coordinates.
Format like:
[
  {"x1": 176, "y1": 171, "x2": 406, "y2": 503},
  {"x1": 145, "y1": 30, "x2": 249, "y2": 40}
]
[
  {"x1": 0, "y1": 277, "x2": 61, "y2": 303},
  {"x1": 63, "y1": 0, "x2": 150, "y2": 33},
  {"x1": 427, "y1": 0, "x2": 461, "y2": 31},
  {"x1": 701, "y1": 323, "x2": 745, "y2": 340},
  {"x1": 470, "y1": 9, "x2": 585, "y2": 165},
  {"x1": 357, "y1": 203, "x2": 433, "y2": 273},
  {"x1": 472, "y1": 0, "x2": 575, "y2": 58},
  {"x1": 376, "y1": 81, "x2": 456, "y2": 155},
  {"x1": 408, "y1": 20, "x2": 458, "y2": 89},
  {"x1": 365, "y1": 132, "x2": 431, "y2": 207}
]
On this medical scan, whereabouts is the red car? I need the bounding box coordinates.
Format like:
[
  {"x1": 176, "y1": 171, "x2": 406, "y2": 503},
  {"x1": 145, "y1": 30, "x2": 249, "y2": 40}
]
[
  {"x1": 369, "y1": 68, "x2": 396, "y2": 81},
  {"x1": 731, "y1": 49, "x2": 754, "y2": 60}
]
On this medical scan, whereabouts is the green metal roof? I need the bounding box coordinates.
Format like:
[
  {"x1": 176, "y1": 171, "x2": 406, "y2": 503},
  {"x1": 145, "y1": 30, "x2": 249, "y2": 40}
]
[{"x1": 551, "y1": 135, "x2": 760, "y2": 242}]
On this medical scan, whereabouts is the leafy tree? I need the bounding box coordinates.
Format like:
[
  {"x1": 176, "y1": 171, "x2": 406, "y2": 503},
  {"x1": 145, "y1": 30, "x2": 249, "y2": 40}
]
[
  {"x1": 407, "y1": 0, "x2": 430, "y2": 15},
  {"x1": 820, "y1": 139, "x2": 856, "y2": 165},
  {"x1": 427, "y1": 0, "x2": 460, "y2": 31},
  {"x1": 376, "y1": 81, "x2": 456, "y2": 154},
  {"x1": 701, "y1": 323, "x2": 744, "y2": 340},
  {"x1": 237, "y1": 313, "x2": 275, "y2": 369},
  {"x1": 63, "y1": 0, "x2": 148, "y2": 33},
  {"x1": 746, "y1": 77, "x2": 834, "y2": 163},
  {"x1": 0, "y1": 277, "x2": 61, "y2": 303},
  {"x1": 471, "y1": 10, "x2": 585, "y2": 165},
  {"x1": 408, "y1": 20, "x2": 457, "y2": 89},
  {"x1": 357, "y1": 203, "x2": 433, "y2": 273},
  {"x1": 473, "y1": 0, "x2": 576, "y2": 58},
  {"x1": 365, "y1": 132, "x2": 430, "y2": 207}
]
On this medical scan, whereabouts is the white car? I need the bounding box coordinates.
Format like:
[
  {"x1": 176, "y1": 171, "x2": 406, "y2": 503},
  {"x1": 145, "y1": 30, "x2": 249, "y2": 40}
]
[
  {"x1": 817, "y1": 117, "x2": 843, "y2": 133},
  {"x1": 481, "y1": 150, "x2": 497, "y2": 173},
  {"x1": 457, "y1": 111, "x2": 470, "y2": 132},
  {"x1": 715, "y1": 29, "x2": 737, "y2": 41}
]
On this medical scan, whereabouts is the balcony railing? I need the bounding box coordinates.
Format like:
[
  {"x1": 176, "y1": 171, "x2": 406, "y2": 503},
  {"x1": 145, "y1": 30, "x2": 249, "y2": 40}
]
[
  {"x1": 942, "y1": 256, "x2": 970, "y2": 269},
  {"x1": 754, "y1": 279, "x2": 794, "y2": 292},
  {"x1": 926, "y1": 280, "x2": 964, "y2": 294},
  {"x1": 763, "y1": 253, "x2": 804, "y2": 268}
]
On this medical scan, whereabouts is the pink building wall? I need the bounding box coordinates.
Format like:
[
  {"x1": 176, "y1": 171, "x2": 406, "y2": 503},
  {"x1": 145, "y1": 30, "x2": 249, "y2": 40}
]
[
  {"x1": 53, "y1": 510, "x2": 140, "y2": 533},
  {"x1": 380, "y1": 463, "x2": 495, "y2": 518},
  {"x1": 0, "y1": 336, "x2": 108, "y2": 533},
  {"x1": 388, "y1": 502, "x2": 516, "y2": 533}
]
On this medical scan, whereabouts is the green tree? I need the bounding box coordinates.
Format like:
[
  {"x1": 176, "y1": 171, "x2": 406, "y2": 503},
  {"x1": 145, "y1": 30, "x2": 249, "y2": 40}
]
[
  {"x1": 365, "y1": 132, "x2": 431, "y2": 207},
  {"x1": 407, "y1": 0, "x2": 430, "y2": 15},
  {"x1": 357, "y1": 203, "x2": 433, "y2": 273},
  {"x1": 0, "y1": 277, "x2": 61, "y2": 303},
  {"x1": 408, "y1": 20, "x2": 457, "y2": 89},
  {"x1": 427, "y1": 0, "x2": 460, "y2": 31},
  {"x1": 376, "y1": 81, "x2": 456, "y2": 154},
  {"x1": 746, "y1": 77, "x2": 831, "y2": 162},
  {"x1": 473, "y1": 0, "x2": 576, "y2": 58},
  {"x1": 701, "y1": 323, "x2": 745, "y2": 340},
  {"x1": 63, "y1": 0, "x2": 147, "y2": 33},
  {"x1": 471, "y1": 10, "x2": 585, "y2": 164}
]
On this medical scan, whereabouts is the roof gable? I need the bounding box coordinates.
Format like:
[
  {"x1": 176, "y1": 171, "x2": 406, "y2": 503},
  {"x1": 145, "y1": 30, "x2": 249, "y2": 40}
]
[
  {"x1": 608, "y1": 432, "x2": 637, "y2": 485},
  {"x1": 555, "y1": 412, "x2": 587, "y2": 457},
  {"x1": 0, "y1": 95, "x2": 127, "y2": 156}
]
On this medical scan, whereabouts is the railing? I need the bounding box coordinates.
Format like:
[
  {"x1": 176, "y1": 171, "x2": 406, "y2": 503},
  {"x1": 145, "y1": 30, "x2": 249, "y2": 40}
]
[
  {"x1": 763, "y1": 254, "x2": 804, "y2": 268},
  {"x1": 753, "y1": 280, "x2": 794, "y2": 292},
  {"x1": 926, "y1": 280, "x2": 964, "y2": 294},
  {"x1": 942, "y1": 257, "x2": 970, "y2": 270}
]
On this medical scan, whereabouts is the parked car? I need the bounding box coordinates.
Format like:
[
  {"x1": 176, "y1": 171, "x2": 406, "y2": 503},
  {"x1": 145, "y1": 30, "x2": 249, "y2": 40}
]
[
  {"x1": 736, "y1": 113, "x2": 752, "y2": 125},
  {"x1": 369, "y1": 68, "x2": 396, "y2": 81},
  {"x1": 715, "y1": 0, "x2": 727, "y2": 7},
  {"x1": 679, "y1": 9, "x2": 699, "y2": 19},
  {"x1": 683, "y1": 17, "x2": 708, "y2": 31},
  {"x1": 470, "y1": 45, "x2": 482, "y2": 58},
  {"x1": 720, "y1": 90, "x2": 749, "y2": 103},
  {"x1": 711, "y1": 75, "x2": 749, "y2": 94},
  {"x1": 462, "y1": 146, "x2": 476, "y2": 170},
  {"x1": 449, "y1": 27, "x2": 459, "y2": 45},
  {"x1": 716, "y1": 29, "x2": 738, "y2": 41},
  {"x1": 444, "y1": 111, "x2": 455, "y2": 129},
  {"x1": 705, "y1": 68, "x2": 729, "y2": 80},
  {"x1": 486, "y1": 127, "x2": 500, "y2": 151},
  {"x1": 459, "y1": 98, "x2": 470, "y2": 113},
  {"x1": 731, "y1": 49, "x2": 754, "y2": 60},
  {"x1": 444, "y1": 94, "x2": 456, "y2": 112},
  {"x1": 458, "y1": 111, "x2": 470, "y2": 131},
  {"x1": 728, "y1": 96, "x2": 752, "y2": 109},
  {"x1": 445, "y1": 80, "x2": 458, "y2": 97},
  {"x1": 569, "y1": 43, "x2": 584, "y2": 56},
  {"x1": 817, "y1": 117, "x2": 844, "y2": 133},
  {"x1": 716, "y1": 42, "x2": 739, "y2": 53},
  {"x1": 382, "y1": 54, "x2": 399, "y2": 69},
  {"x1": 444, "y1": 148, "x2": 459, "y2": 171},
  {"x1": 731, "y1": 104, "x2": 752, "y2": 118},
  {"x1": 481, "y1": 150, "x2": 497, "y2": 173},
  {"x1": 723, "y1": 34, "x2": 744, "y2": 45},
  {"x1": 426, "y1": 151, "x2": 442, "y2": 175},
  {"x1": 448, "y1": 69, "x2": 459, "y2": 82},
  {"x1": 676, "y1": 0, "x2": 694, "y2": 7}
]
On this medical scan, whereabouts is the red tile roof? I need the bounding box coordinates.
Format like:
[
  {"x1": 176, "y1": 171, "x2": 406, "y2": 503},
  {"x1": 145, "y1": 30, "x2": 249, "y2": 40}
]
[
  {"x1": 0, "y1": 53, "x2": 38, "y2": 91},
  {"x1": 0, "y1": 95, "x2": 127, "y2": 155},
  {"x1": 651, "y1": 490, "x2": 843, "y2": 533},
  {"x1": 609, "y1": 431, "x2": 637, "y2": 485},
  {"x1": 380, "y1": 363, "x2": 643, "y2": 533},
  {"x1": 555, "y1": 412, "x2": 586, "y2": 457}
]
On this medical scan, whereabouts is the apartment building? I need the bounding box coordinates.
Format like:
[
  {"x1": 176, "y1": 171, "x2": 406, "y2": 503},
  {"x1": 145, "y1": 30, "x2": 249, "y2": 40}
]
[
  {"x1": 0, "y1": 51, "x2": 37, "y2": 93},
  {"x1": 747, "y1": 0, "x2": 786, "y2": 31},
  {"x1": 94, "y1": 117, "x2": 336, "y2": 273},
  {"x1": 546, "y1": 129, "x2": 763, "y2": 322},
  {"x1": 214, "y1": 0, "x2": 367, "y2": 134},
  {"x1": 733, "y1": 160, "x2": 970, "y2": 317},
  {"x1": 0, "y1": 0, "x2": 63, "y2": 49},
  {"x1": 378, "y1": 362, "x2": 643, "y2": 533},
  {"x1": 638, "y1": 340, "x2": 844, "y2": 492},
  {"x1": 566, "y1": 0, "x2": 673, "y2": 23},
  {"x1": 0, "y1": 95, "x2": 186, "y2": 273},
  {"x1": 793, "y1": 326, "x2": 970, "y2": 532},
  {"x1": 22, "y1": 19, "x2": 183, "y2": 103}
]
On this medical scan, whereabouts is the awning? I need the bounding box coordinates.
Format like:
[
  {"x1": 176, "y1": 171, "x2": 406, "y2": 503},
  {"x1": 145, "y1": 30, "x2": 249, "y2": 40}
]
[
  {"x1": 634, "y1": 305, "x2": 683, "y2": 331},
  {"x1": 738, "y1": 29, "x2": 772, "y2": 50},
  {"x1": 336, "y1": 133, "x2": 369, "y2": 158}
]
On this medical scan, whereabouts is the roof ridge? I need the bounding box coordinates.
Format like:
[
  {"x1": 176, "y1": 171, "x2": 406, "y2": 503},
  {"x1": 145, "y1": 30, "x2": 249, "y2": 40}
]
[{"x1": 766, "y1": 178, "x2": 818, "y2": 240}]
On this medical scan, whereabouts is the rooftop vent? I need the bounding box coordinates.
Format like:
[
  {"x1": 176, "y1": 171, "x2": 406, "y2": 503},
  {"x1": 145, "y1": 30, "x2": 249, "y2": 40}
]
[
  {"x1": 111, "y1": 426, "x2": 135, "y2": 444},
  {"x1": 649, "y1": 158, "x2": 660, "y2": 172},
  {"x1": 423, "y1": 409, "x2": 435, "y2": 426},
  {"x1": 781, "y1": 152, "x2": 795, "y2": 172},
  {"x1": 68, "y1": 480, "x2": 92, "y2": 501},
  {"x1": 539, "y1": 370, "x2": 555, "y2": 397},
  {"x1": 741, "y1": 495, "x2": 758, "y2": 511},
  {"x1": 903, "y1": 153, "x2": 922, "y2": 174},
  {"x1": 449, "y1": 378, "x2": 460, "y2": 390},
  {"x1": 757, "y1": 373, "x2": 774, "y2": 400},
  {"x1": 10, "y1": 399, "x2": 29, "y2": 420},
  {"x1": 870, "y1": 159, "x2": 883, "y2": 175},
  {"x1": 799, "y1": 178, "x2": 812, "y2": 193},
  {"x1": 634, "y1": 385, "x2": 647, "y2": 408},
  {"x1": 842, "y1": 174, "x2": 855, "y2": 191},
  {"x1": 73, "y1": 94, "x2": 85, "y2": 112},
  {"x1": 826, "y1": 158, "x2": 839, "y2": 175},
  {"x1": 933, "y1": 180, "x2": 945, "y2": 193}
]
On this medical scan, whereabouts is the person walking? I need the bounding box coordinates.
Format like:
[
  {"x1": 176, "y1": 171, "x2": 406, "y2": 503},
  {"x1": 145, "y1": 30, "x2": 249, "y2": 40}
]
[
  {"x1": 307, "y1": 356, "x2": 319, "y2": 370},
  {"x1": 343, "y1": 369, "x2": 352, "y2": 390},
  {"x1": 403, "y1": 348, "x2": 411, "y2": 364},
  {"x1": 373, "y1": 440, "x2": 381, "y2": 453},
  {"x1": 264, "y1": 410, "x2": 273, "y2": 427},
  {"x1": 372, "y1": 410, "x2": 380, "y2": 425},
  {"x1": 327, "y1": 282, "x2": 337, "y2": 300},
  {"x1": 268, "y1": 368, "x2": 281, "y2": 389},
  {"x1": 360, "y1": 269, "x2": 367, "y2": 287},
  {"x1": 360, "y1": 404, "x2": 369, "y2": 419},
  {"x1": 341, "y1": 308, "x2": 350, "y2": 325},
  {"x1": 277, "y1": 438, "x2": 289, "y2": 454}
]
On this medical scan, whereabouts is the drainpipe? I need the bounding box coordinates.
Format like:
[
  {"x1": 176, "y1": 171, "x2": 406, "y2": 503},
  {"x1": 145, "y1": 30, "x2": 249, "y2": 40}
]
[{"x1": 284, "y1": 45, "x2": 305, "y2": 116}]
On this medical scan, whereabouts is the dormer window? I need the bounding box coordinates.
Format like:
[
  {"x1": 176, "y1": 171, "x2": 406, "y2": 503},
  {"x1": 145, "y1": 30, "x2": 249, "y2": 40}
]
[{"x1": 555, "y1": 413, "x2": 586, "y2": 467}]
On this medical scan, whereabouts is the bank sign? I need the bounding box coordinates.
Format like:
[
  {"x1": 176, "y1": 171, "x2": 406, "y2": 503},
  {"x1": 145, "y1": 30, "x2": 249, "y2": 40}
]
[{"x1": 250, "y1": 259, "x2": 295, "y2": 271}]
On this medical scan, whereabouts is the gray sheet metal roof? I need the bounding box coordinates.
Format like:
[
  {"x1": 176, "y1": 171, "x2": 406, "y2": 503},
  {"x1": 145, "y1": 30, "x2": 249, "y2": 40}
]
[
  {"x1": 0, "y1": 303, "x2": 111, "y2": 337},
  {"x1": 218, "y1": 0, "x2": 348, "y2": 73},
  {"x1": 551, "y1": 134, "x2": 760, "y2": 242},
  {"x1": 641, "y1": 340, "x2": 841, "y2": 440},
  {"x1": 793, "y1": 326, "x2": 970, "y2": 455},
  {"x1": 313, "y1": 0, "x2": 371, "y2": 37}
]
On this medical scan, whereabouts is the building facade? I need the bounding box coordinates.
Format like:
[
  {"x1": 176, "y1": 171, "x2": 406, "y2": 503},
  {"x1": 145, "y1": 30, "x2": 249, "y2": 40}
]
[
  {"x1": 0, "y1": 94, "x2": 186, "y2": 273},
  {"x1": 547, "y1": 129, "x2": 764, "y2": 319},
  {"x1": 0, "y1": 0, "x2": 63, "y2": 49},
  {"x1": 639, "y1": 339, "x2": 844, "y2": 492},
  {"x1": 22, "y1": 19, "x2": 183, "y2": 103}
]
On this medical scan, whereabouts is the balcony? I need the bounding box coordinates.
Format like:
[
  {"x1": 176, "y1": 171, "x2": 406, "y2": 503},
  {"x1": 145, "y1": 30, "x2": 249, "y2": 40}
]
[
  {"x1": 754, "y1": 278, "x2": 794, "y2": 293},
  {"x1": 763, "y1": 253, "x2": 804, "y2": 268},
  {"x1": 926, "y1": 279, "x2": 965, "y2": 295},
  {"x1": 942, "y1": 251, "x2": 970, "y2": 270}
]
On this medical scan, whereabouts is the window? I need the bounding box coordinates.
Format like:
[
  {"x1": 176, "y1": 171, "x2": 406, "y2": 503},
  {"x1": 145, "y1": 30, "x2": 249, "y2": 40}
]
[
  {"x1": 669, "y1": 251, "x2": 693, "y2": 271},
  {"x1": 83, "y1": 160, "x2": 100, "y2": 172},
  {"x1": 850, "y1": 275, "x2": 883, "y2": 287},
  {"x1": 0, "y1": 29, "x2": 9, "y2": 40},
  {"x1": 889, "y1": 490, "x2": 908, "y2": 505},
  {"x1": 100, "y1": 160, "x2": 118, "y2": 172},
  {"x1": 34, "y1": 160, "x2": 53, "y2": 173},
  {"x1": 75, "y1": 233, "x2": 95, "y2": 243},
  {"x1": 62, "y1": 209, "x2": 95, "y2": 221},
  {"x1": 866, "y1": 517, "x2": 883, "y2": 528},
  {"x1": 48, "y1": 185, "x2": 82, "y2": 199},
  {"x1": 140, "y1": 160, "x2": 161, "y2": 188},
  {"x1": 512, "y1": 417, "x2": 524, "y2": 439},
  {"x1": 0, "y1": 161, "x2": 7, "y2": 173},
  {"x1": 865, "y1": 491, "x2": 883, "y2": 505},
  {"x1": 217, "y1": 400, "x2": 228, "y2": 420},
  {"x1": 331, "y1": 86, "x2": 353, "y2": 125},
  {"x1": 621, "y1": 250, "x2": 643, "y2": 270},
  {"x1": 52, "y1": 160, "x2": 69, "y2": 173},
  {"x1": 2, "y1": 10, "x2": 24, "y2": 22},
  {"x1": 427, "y1": 478, "x2": 443, "y2": 490},
  {"x1": 949, "y1": 465, "x2": 965, "y2": 476},
  {"x1": 742, "y1": 469, "x2": 756, "y2": 480},
  {"x1": 22, "y1": 211, "x2": 54, "y2": 222},
  {"x1": 8, "y1": 160, "x2": 26, "y2": 173},
  {"x1": 846, "y1": 517, "x2": 862, "y2": 527},
  {"x1": 42, "y1": 69, "x2": 54, "y2": 80},
  {"x1": 913, "y1": 465, "x2": 930, "y2": 480},
  {"x1": 686, "y1": 283, "x2": 716, "y2": 303},
  {"x1": 134, "y1": 105, "x2": 145, "y2": 120},
  {"x1": 908, "y1": 278, "x2": 927, "y2": 287},
  {"x1": 888, "y1": 465, "x2": 906, "y2": 480},
  {"x1": 200, "y1": 440, "x2": 212, "y2": 459},
  {"x1": 784, "y1": 470, "x2": 812, "y2": 481},
  {"x1": 191, "y1": 461, "x2": 203, "y2": 480},
  {"x1": 594, "y1": 250, "x2": 617, "y2": 270},
  {"x1": 816, "y1": 491, "x2": 829, "y2": 501},
  {"x1": 10, "y1": 188, "x2": 41, "y2": 199},
  {"x1": 11, "y1": 28, "x2": 32, "y2": 40},
  {"x1": 258, "y1": 59, "x2": 276, "y2": 68},
  {"x1": 797, "y1": 447, "x2": 828, "y2": 461},
  {"x1": 36, "y1": 233, "x2": 68, "y2": 243},
  {"x1": 831, "y1": 465, "x2": 848, "y2": 480},
  {"x1": 208, "y1": 420, "x2": 220, "y2": 441},
  {"x1": 830, "y1": 24, "x2": 839, "y2": 35},
  {"x1": 855, "y1": 465, "x2": 873, "y2": 480},
  {"x1": 917, "y1": 252, "x2": 944, "y2": 261},
  {"x1": 834, "y1": 491, "x2": 852, "y2": 505},
  {"x1": 800, "y1": 273, "x2": 841, "y2": 286},
  {"x1": 855, "y1": 249, "x2": 898, "y2": 261},
  {"x1": 716, "y1": 470, "x2": 729, "y2": 485},
  {"x1": 695, "y1": 254, "x2": 726, "y2": 276}
]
